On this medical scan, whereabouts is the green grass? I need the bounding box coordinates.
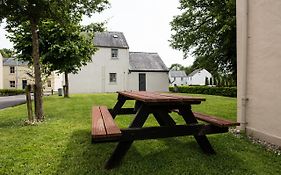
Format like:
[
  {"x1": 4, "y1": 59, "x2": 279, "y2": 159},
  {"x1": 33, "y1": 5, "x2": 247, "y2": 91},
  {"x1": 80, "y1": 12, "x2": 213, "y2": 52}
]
[{"x1": 0, "y1": 93, "x2": 280, "y2": 175}]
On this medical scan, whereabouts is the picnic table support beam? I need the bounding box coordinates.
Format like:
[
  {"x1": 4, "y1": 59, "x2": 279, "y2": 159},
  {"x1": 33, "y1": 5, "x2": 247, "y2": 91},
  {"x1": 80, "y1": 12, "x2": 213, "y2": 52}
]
[
  {"x1": 110, "y1": 95, "x2": 127, "y2": 118},
  {"x1": 178, "y1": 106, "x2": 215, "y2": 154},
  {"x1": 109, "y1": 108, "x2": 135, "y2": 115},
  {"x1": 105, "y1": 104, "x2": 150, "y2": 169},
  {"x1": 153, "y1": 110, "x2": 176, "y2": 127}
]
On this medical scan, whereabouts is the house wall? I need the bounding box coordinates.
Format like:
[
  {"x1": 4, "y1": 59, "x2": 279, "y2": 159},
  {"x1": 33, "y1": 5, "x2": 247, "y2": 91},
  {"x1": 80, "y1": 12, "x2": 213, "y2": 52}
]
[
  {"x1": 128, "y1": 72, "x2": 169, "y2": 92},
  {"x1": 53, "y1": 72, "x2": 63, "y2": 91},
  {"x1": 3, "y1": 64, "x2": 33, "y2": 89},
  {"x1": 169, "y1": 76, "x2": 187, "y2": 86},
  {"x1": 237, "y1": 0, "x2": 281, "y2": 146},
  {"x1": 187, "y1": 69, "x2": 212, "y2": 85},
  {"x1": 68, "y1": 47, "x2": 129, "y2": 93},
  {"x1": 2, "y1": 62, "x2": 59, "y2": 91},
  {"x1": 0, "y1": 54, "x2": 3, "y2": 89}
]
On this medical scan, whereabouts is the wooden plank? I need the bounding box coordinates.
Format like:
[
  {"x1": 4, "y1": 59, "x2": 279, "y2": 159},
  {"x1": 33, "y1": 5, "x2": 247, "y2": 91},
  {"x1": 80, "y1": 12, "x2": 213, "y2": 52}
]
[
  {"x1": 193, "y1": 112, "x2": 240, "y2": 127},
  {"x1": 109, "y1": 108, "x2": 136, "y2": 115},
  {"x1": 100, "y1": 106, "x2": 122, "y2": 137},
  {"x1": 92, "y1": 106, "x2": 107, "y2": 139},
  {"x1": 118, "y1": 91, "x2": 205, "y2": 103},
  {"x1": 120, "y1": 124, "x2": 205, "y2": 141},
  {"x1": 154, "y1": 92, "x2": 206, "y2": 102}
]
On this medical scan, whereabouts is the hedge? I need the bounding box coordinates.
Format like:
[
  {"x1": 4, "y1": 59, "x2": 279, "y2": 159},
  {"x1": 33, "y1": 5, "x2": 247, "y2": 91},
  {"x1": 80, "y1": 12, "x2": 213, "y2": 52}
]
[
  {"x1": 0, "y1": 89, "x2": 25, "y2": 96},
  {"x1": 169, "y1": 86, "x2": 237, "y2": 98}
]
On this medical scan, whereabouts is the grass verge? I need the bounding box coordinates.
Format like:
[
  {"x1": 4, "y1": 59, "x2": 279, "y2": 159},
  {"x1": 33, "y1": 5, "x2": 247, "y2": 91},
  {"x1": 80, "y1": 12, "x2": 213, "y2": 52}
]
[{"x1": 0, "y1": 93, "x2": 280, "y2": 175}]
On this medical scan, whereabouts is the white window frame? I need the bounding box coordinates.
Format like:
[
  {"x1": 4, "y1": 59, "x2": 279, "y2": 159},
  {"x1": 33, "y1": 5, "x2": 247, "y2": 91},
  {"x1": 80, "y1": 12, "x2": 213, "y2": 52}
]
[
  {"x1": 109, "y1": 73, "x2": 117, "y2": 83},
  {"x1": 111, "y1": 48, "x2": 118, "y2": 59}
]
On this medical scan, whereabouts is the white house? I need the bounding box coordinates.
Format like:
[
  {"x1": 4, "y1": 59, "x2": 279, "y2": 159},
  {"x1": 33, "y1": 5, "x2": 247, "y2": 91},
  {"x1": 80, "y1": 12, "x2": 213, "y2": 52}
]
[
  {"x1": 68, "y1": 31, "x2": 169, "y2": 93},
  {"x1": 186, "y1": 69, "x2": 213, "y2": 86},
  {"x1": 0, "y1": 53, "x2": 3, "y2": 89},
  {"x1": 169, "y1": 70, "x2": 187, "y2": 86},
  {"x1": 128, "y1": 52, "x2": 169, "y2": 92}
]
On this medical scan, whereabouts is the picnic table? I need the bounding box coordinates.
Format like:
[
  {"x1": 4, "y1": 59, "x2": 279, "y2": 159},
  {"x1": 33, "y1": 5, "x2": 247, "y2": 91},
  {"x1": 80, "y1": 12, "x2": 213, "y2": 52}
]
[{"x1": 92, "y1": 91, "x2": 239, "y2": 169}]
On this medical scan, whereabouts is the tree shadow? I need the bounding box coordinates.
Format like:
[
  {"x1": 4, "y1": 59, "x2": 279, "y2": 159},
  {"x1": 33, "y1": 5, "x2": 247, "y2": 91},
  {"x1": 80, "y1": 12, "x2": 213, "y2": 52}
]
[{"x1": 56, "y1": 131, "x2": 257, "y2": 175}]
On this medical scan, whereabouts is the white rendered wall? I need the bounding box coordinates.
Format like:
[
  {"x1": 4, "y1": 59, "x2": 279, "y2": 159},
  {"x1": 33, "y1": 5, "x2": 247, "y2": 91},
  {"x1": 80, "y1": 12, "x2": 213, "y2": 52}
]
[
  {"x1": 68, "y1": 47, "x2": 129, "y2": 93},
  {"x1": 189, "y1": 69, "x2": 212, "y2": 85},
  {"x1": 53, "y1": 72, "x2": 63, "y2": 91},
  {"x1": 128, "y1": 72, "x2": 169, "y2": 92},
  {"x1": 169, "y1": 76, "x2": 187, "y2": 86},
  {"x1": 237, "y1": 0, "x2": 281, "y2": 146}
]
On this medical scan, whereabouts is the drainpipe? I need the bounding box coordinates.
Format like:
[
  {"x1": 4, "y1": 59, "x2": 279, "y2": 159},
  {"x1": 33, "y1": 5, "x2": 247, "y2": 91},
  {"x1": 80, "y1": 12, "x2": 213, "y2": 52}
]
[{"x1": 237, "y1": 0, "x2": 249, "y2": 131}]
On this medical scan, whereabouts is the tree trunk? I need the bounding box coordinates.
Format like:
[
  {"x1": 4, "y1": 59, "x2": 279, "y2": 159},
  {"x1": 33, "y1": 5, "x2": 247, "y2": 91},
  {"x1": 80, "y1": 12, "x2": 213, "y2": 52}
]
[
  {"x1": 30, "y1": 18, "x2": 44, "y2": 121},
  {"x1": 64, "y1": 72, "x2": 69, "y2": 98}
]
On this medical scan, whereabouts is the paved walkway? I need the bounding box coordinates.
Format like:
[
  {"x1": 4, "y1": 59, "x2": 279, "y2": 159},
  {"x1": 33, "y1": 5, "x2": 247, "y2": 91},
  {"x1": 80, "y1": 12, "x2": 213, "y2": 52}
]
[{"x1": 0, "y1": 95, "x2": 28, "y2": 110}]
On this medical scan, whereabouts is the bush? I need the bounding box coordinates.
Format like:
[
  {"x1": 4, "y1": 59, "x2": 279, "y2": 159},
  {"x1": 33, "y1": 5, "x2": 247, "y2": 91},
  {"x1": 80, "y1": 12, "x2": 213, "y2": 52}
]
[
  {"x1": 169, "y1": 86, "x2": 237, "y2": 97},
  {"x1": 0, "y1": 89, "x2": 25, "y2": 96}
]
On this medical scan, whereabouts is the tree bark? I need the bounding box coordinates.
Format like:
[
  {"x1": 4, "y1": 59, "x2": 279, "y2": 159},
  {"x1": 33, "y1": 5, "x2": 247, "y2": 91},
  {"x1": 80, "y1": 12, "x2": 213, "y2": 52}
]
[
  {"x1": 30, "y1": 18, "x2": 44, "y2": 121},
  {"x1": 64, "y1": 72, "x2": 69, "y2": 98}
]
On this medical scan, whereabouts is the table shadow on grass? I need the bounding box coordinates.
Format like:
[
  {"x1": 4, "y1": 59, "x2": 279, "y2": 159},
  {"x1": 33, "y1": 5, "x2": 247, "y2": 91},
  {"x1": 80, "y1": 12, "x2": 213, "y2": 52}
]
[
  {"x1": 56, "y1": 131, "x2": 256, "y2": 175},
  {"x1": 0, "y1": 117, "x2": 27, "y2": 129}
]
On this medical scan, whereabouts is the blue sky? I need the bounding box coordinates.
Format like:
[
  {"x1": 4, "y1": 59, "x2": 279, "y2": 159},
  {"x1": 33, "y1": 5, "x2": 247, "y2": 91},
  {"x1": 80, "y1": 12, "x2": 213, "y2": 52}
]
[{"x1": 0, "y1": 0, "x2": 195, "y2": 67}]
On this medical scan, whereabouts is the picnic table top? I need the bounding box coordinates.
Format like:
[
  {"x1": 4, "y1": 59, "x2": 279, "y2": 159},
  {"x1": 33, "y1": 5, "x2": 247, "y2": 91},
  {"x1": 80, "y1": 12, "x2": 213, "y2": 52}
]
[{"x1": 117, "y1": 91, "x2": 206, "y2": 103}]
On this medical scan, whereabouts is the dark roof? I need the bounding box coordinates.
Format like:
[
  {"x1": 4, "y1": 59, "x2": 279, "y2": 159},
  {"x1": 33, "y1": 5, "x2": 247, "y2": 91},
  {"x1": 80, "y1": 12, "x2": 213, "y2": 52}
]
[
  {"x1": 169, "y1": 70, "x2": 187, "y2": 77},
  {"x1": 3, "y1": 58, "x2": 28, "y2": 66},
  {"x1": 129, "y1": 52, "x2": 168, "y2": 72},
  {"x1": 94, "y1": 31, "x2": 129, "y2": 49}
]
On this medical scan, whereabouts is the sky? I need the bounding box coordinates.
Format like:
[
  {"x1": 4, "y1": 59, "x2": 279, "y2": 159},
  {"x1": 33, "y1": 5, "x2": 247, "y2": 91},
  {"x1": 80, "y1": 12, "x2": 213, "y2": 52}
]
[{"x1": 0, "y1": 0, "x2": 195, "y2": 67}]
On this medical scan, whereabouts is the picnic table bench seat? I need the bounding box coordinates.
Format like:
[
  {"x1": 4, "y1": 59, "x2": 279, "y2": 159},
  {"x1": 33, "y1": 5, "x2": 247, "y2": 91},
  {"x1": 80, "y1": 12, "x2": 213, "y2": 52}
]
[
  {"x1": 172, "y1": 109, "x2": 239, "y2": 127},
  {"x1": 92, "y1": 106, "x2": 122, "y2": 143},
  {"x1": 193, "y1": 112, "x2": 240, "y2": 127}
]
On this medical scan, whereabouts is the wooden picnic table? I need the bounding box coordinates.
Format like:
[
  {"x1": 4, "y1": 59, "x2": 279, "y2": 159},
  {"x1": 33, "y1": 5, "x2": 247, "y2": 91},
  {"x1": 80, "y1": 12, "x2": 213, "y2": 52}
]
[{"x1": 92, "y1": 91, "x2": 239, "y2": 169}]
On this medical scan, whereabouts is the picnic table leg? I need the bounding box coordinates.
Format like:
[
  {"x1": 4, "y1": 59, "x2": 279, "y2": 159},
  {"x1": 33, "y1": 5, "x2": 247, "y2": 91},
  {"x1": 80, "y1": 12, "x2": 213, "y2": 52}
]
[
  {"x1": 178, "y1": 106, "x2": 215, "y2": 154},
  {"x1": 105, "y1": 104, "x2": 150, "y2": 169},
  {"x1": 153, "y1": 110, "x2": 176, "y2": 127},
  {"x1": 110, "y1": 94, "x2": 126, "y2": 119}
]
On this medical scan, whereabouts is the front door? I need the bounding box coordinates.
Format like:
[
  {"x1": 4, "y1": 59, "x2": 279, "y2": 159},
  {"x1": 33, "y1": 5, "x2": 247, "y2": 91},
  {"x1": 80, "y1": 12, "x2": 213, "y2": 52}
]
[
  {"x1": 22, "y1": 80, "x2": 27, "y2": 90},
  {"x1": 139, "y1": 73, "x2": 146, "y2": 91}
]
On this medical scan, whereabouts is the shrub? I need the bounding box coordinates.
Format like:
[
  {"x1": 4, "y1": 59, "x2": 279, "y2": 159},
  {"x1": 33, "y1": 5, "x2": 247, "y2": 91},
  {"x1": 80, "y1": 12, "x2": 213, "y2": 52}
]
[
  {"x1": 0, "y1": 89, "x2": 25, "y2": 96},
  {"x1": 169, "y1": 86, "x2": 237, "y2": 97}
]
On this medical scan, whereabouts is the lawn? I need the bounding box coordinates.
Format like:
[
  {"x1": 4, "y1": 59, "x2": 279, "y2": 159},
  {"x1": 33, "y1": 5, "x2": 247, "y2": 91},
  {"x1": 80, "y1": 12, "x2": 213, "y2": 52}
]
[{"x1": 0, "y1": 93, "x2": 280, "y2": 175}]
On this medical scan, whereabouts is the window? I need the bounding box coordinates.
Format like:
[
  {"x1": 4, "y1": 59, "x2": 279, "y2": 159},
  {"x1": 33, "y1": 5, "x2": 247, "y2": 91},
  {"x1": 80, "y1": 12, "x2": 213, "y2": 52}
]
[
  {"x1": 111, "y1": 49, "x2": 118, "y2": 59},
  {"x1": 10, "y1": 66, "x2": 15, "y2": 73},
  {"x1": 10, "y1": 81, "x2": 15, "y2": 88},
  {"x1": 181, "y1": 77, "x2": 183, "y2": 81},
  {"x1": 47, "y1": 80, "x2": 52, "y2": 87},
  {"x1": 109, "y1": 73, "x2": 117, "y2": 83}
]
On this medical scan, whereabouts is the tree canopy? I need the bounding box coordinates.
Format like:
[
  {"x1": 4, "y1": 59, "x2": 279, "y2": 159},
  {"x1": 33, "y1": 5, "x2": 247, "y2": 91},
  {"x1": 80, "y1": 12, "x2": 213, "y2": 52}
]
[
  {"x1": 170, "y1": 0, "x2": 236, "y2": 83},
  {"x1": 169, "y1": 63, "x2": 194, "y2": 76},
  {"x1": 0, "y1": 48, "x2": 14, "y2": 58},
  {"x1": 7, "y1": 20, "x2": 104, "y2": 74},
  {"x1": 7, "y1": 19, "x2": 105, "y2": 97},
  {"x1": 0, "y1": 0, "x2": 109, "y2": 121}
]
